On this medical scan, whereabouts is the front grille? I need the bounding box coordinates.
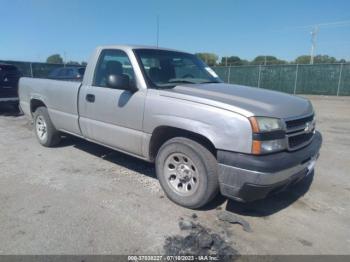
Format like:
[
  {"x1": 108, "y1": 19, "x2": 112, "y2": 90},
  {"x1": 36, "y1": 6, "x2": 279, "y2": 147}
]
[
  {"x1": 288, "y1": 132, "x2": 314, "y2": 148},
  {"x1": 285, "y1": 114, "x2": 314, "y2": 129},
  {"x1": 285, "y1": 114, "x2": 315, "y2": 150}
]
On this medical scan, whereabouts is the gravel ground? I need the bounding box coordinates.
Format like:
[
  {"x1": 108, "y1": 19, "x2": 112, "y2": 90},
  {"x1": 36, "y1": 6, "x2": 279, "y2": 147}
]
[{"x1": 0, "y1": 95, "x2": 349, "y2": 255}]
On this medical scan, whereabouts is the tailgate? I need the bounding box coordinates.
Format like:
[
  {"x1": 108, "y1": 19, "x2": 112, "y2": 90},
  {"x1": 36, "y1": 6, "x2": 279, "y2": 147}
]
[{"x1": 0, "y1": 70, "x2": 20, "y2": 98}]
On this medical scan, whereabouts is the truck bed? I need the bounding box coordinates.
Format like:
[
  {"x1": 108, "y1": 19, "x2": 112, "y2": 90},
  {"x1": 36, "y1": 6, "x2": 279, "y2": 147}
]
[{"x1": 19, "y1": 77, "x2": 82, "y2": 136}]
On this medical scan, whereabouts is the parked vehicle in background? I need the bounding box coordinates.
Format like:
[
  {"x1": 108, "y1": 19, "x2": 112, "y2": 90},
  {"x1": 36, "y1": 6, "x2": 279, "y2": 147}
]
[
  {"x1": 48, "y1": 67, "x2": 85, "y2": 81},
  {"x1": 19, "y1": 45, "x2": 322, "y2": 208},
  {"x1": 0, "y1": 64, "x2": 21, "y2": 108}
]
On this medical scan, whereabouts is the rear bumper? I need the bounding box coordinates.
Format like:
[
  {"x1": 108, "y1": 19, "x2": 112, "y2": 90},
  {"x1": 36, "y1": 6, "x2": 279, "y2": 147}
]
[{"x1": 218, "y1": 131, "x2": 322, "y2": 202}]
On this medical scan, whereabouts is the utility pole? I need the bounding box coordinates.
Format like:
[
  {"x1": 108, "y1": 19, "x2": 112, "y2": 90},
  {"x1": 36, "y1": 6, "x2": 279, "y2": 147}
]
[
  {"x1": 310, "y1": 25, "x2": 319, "y2": 64},
  {"x1": 156, "y1": 15, "x2": 159, "y2": 48}
]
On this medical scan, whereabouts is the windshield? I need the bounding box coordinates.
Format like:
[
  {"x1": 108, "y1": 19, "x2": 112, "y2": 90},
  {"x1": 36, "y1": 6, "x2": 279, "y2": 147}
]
[{"x1": 134, "y1": 49, "x2": 222, "y2": 88}]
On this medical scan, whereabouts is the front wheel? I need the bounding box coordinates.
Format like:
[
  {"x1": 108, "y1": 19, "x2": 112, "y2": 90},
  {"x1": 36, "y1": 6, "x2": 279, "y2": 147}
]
[
  {"x1": 33, "y1": 107, "x2": 61, "y2": 147},
  {"x1": 156, "y1": 137, "x2": 219, "y2": 208}
]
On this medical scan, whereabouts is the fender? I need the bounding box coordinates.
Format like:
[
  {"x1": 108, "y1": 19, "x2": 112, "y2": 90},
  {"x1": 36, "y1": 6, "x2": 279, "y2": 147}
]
[{"x1": 145, "y1": 110, "x2": 253, "y2": 155}]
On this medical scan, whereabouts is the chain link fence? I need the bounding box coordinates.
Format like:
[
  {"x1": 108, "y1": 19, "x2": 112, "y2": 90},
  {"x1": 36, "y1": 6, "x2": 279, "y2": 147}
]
[
  {"x1": 1, "y1": 60, "x2": 349, "y2": 95},
  {"x1": 0, "y1": 60, "x2": 83, "y2": 78},
  {"x1": 213, "y1": 63, "x2": 350, "y2": 96}
]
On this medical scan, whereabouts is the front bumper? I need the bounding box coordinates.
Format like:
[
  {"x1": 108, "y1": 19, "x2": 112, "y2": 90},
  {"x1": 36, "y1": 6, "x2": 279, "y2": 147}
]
[{"x1": 218, "y1": 131, "x2": 322, "y2": 202}]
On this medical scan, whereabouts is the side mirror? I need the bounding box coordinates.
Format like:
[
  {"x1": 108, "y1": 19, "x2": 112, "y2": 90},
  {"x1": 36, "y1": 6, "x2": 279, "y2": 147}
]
[{"x1": 107, "y1": 74, "x2": 138, "y2": 92}]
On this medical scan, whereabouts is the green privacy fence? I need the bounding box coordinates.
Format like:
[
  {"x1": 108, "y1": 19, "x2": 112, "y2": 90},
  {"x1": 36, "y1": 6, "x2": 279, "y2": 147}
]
[
  {"x1": 0, "y1": 60, "x2": 82, "y2": 78},
  {"x1": 1, "y1": 60, "x2": 349, "y2": 95},
  {"x1": 213, "y1": 63, "x2": 350, "y2": 96}
]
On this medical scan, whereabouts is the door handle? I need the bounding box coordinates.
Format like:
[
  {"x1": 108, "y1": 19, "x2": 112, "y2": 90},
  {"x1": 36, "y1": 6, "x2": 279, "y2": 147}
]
[{"x1": 86, "y1": 94, "x2": 95, "y2": 103}]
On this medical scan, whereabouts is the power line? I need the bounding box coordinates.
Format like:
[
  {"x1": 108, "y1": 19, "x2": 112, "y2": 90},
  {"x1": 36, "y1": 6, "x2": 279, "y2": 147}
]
[
  {"x1": 284, "y1": 19, "x2": 350, "y2": 64},
  {"x1": 315, "y1": 19, "x2": 350, "y2": 28},
  {"x1": 307, "y1": 20, "x2": 350, "y2": 64},
  {"x1": 276, "y1": 19, "x2": 350, "y2": 33}
]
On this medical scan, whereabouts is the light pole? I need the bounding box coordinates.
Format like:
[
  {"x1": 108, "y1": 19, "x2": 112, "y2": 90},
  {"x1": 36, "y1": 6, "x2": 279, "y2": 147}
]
[{"x1": 310, "y1": 25, "x2": 319, "y2": 64}]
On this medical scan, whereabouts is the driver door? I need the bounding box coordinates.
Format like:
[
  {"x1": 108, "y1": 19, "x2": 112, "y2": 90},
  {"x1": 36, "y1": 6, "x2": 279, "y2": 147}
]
[{"x1": 78, "y1": 49, "x2": 146, "y2": 156}]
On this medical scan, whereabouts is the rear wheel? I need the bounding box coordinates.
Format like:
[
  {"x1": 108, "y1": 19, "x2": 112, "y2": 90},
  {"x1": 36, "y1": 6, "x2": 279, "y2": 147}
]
[
  {"x1": 33, "y1": 107, "x2": 61, "y2": 147},
  {"x1": 156, "y1": 137, "x2": 218, "y2": 208}
]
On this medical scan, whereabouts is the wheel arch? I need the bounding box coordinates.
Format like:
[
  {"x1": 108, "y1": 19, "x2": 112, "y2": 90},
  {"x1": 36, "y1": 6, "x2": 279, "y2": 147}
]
[
  {"x1": 30, "y1": 99, "x2": 47, "y2": 116},
  {"x1": 148, "y1": 125, "x2": 217, "y2": 162}
]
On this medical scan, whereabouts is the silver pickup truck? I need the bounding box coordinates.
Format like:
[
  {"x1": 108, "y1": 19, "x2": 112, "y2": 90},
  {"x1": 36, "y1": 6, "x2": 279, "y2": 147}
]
[{"x1": 19, "y1": 45, "x2": 322, "y2": 208}]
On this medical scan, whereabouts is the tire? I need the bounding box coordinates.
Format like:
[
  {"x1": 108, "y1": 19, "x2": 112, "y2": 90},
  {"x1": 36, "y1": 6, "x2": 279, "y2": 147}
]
[
  {"x1": 33, "y1": 107, "x2": 61, "y2": 147},
  {"x1": 156, "y1": 137, "x2": 219, "y2": 208}
]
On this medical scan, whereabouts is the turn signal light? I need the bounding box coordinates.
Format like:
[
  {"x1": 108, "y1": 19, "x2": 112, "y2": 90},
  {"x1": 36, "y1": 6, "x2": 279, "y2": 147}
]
[{"x1": 252, "y1": 140, "x2": 261, "y2": 155}]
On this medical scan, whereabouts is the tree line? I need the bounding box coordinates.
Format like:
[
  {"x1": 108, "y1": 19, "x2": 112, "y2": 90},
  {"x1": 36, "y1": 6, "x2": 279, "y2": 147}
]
[
  {"x1": 46, "y1": 54, "x2": 87, "y2": 66},
  {"x1": 195, "y1": 53, "x2": 348, "y2": 66},
  {"x1": 46, "y1": 53, "x2": 348, "y2": 67}
]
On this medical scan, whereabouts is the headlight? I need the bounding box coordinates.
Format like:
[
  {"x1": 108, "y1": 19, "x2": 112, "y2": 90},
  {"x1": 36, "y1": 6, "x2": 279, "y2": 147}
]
[
  {"x1": 249, "y1": 117, "x2": 284, "y2": 132},
  {"x1": 249, "y1": 117, "x2": 286, "y2": 154},
  {"x1": 252, "y1": 139, "x2": 287, "y2": 154}
]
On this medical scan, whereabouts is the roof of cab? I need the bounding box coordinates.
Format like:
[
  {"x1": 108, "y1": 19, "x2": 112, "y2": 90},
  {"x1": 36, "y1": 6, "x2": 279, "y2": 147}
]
[{"x1": 95, "y1": 45, "x2": 186, "y2": 53}]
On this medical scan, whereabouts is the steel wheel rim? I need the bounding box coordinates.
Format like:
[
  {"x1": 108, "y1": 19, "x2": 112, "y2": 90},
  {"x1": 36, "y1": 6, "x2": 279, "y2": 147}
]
[
  {"x1": 36, "y1": 115, "x2": 47, "y2": 142},
  {"x1": 164, "y1": 153, "x2": 199, "y2": 196}
]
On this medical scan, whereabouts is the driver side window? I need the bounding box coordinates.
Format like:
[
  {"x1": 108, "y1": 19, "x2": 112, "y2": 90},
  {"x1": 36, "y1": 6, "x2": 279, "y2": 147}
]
[{"x1": 93, "y1": 49, "x2": 135, "y2": 88}]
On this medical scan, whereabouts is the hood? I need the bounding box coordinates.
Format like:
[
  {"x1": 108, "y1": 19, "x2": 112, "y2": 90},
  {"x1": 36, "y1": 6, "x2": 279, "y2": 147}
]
[{"x1": 158, "y1": 83, "x2": 313, "y2": 119}]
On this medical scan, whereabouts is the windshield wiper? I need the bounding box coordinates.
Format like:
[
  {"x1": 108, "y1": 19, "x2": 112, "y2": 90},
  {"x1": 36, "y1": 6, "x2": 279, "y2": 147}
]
[
  {"x1": 168, "y1": 79, "x2": 197, "y2": 84},
  {"x1": 200, "y1": 80, "x2": 220, "y2": 84}
]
